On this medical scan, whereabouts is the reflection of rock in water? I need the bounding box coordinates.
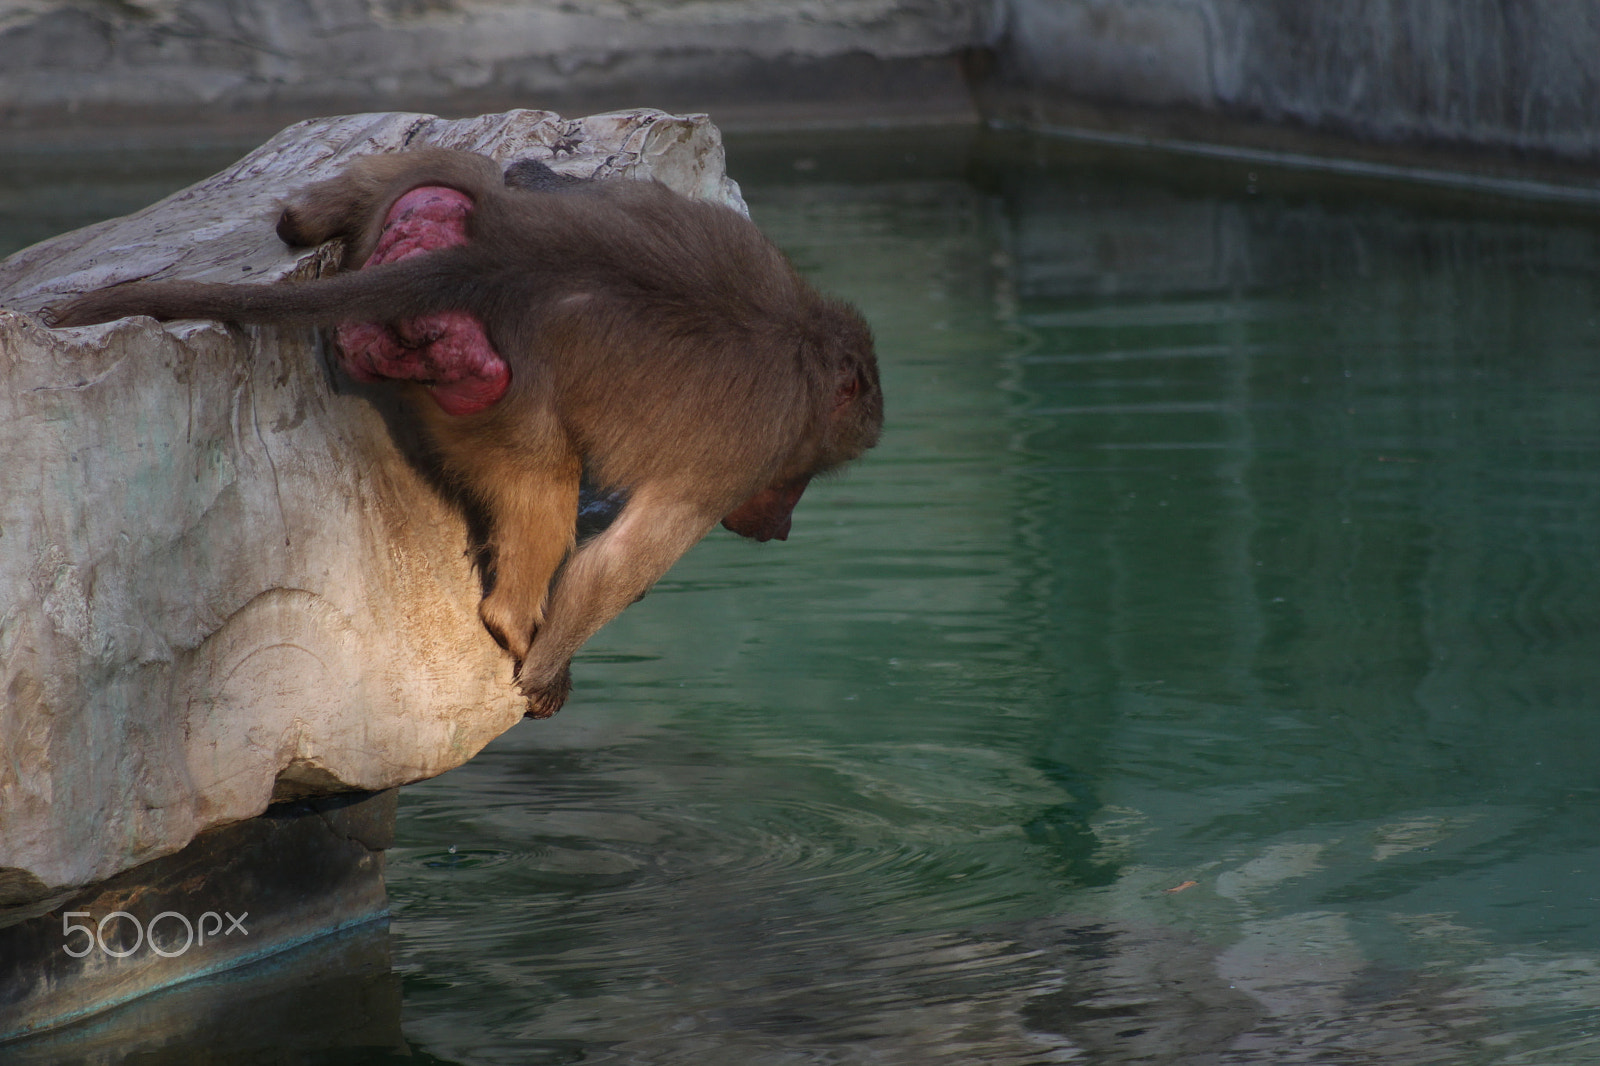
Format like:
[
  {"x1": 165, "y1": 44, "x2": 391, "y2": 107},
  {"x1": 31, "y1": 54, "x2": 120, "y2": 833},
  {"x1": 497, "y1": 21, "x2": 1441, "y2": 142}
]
[
  {"x1": 1013, "y1": 919, "x2": 1473, "y2": 1065},
  {"x1": 392, "y1": 751, "x2": 1523, "y2": 1063},
  {"x1": 4, "y1": 923, "x2": 405, "y2": 1065},
  {"x1": 32, "y1": 891, "x2": 1504, "y2": 1064},
  {"x1": 456, "y1": 902, "x2": 1268, "y2": 1062},
  {"x1": 490, "y1": 900, "x2": 1496, "y2": 1063},
  {"x1": 1015, "y1": 922, "x2": 1261, "y2": 1064}
]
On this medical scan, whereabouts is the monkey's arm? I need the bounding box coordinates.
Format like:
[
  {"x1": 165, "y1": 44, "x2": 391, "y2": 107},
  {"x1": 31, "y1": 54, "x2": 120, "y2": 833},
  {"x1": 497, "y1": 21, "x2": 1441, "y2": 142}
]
[{"x1": 515, "y1": 489, "x2": 721, "y2": 718}]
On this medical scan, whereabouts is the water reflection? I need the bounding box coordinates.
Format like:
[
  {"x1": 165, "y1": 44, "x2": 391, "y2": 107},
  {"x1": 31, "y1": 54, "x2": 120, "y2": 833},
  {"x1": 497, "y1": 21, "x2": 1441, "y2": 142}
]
[{"x1": 983, "y1": 135, "x2": 1600, "y2": 1061}]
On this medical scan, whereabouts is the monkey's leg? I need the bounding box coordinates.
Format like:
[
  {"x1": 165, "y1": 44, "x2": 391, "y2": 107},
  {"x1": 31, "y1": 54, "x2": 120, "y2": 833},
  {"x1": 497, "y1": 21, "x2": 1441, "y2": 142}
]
[
  {"x1": 277, "y1": 149, "x2": 502, "y2": 261},
  {"x1": 276, "y1": 173, "x2": 380, "y2": 249},
  {"x1": 517, "y1": 492, "x2": 720, "y2": 718},
  {"x1": 474, "y1": 454, "x2": 583, "y2": 662}
]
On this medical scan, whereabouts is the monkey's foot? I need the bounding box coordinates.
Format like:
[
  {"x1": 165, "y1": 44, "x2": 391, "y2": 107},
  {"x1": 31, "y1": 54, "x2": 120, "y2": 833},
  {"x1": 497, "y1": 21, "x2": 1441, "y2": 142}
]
[
  {"x1": 520, "y1": 666, "x2": 572, "y2": 719},
  {"x1": 479, "y1": 593, "x2": 539, "y2": 662}
]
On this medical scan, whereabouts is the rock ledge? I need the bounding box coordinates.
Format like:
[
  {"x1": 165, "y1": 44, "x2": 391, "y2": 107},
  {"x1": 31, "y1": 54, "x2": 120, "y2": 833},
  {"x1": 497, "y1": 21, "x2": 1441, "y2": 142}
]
[{"x1": 0, "y1": 107, "x2": 742, "y2": 907}]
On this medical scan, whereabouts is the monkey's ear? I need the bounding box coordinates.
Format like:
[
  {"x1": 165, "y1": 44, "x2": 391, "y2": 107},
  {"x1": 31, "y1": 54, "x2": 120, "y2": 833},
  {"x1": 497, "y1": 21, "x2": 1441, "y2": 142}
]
[{"x1": 834, "y1": 365, "x2": 863, "y2": 411}]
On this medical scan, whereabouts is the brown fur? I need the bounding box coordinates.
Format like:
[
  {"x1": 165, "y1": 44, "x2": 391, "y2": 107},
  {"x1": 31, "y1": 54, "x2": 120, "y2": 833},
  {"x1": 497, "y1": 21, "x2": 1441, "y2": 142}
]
[{"x1": 45, "y1": 148, "x2": 883, "y2": 717}]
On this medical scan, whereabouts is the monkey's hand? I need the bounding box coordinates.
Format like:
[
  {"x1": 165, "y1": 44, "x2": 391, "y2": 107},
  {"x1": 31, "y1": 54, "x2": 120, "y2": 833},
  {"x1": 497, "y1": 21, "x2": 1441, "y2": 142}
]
[{"x1": 520, "y1": 664, "x2": 572, "y2": 719}]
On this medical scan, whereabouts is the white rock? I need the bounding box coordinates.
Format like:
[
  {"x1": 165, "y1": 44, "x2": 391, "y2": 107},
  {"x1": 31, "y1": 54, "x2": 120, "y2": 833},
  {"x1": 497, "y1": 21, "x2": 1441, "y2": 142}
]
[{"x1": 0, "y1": 108, "x2": 744, "y2": 905}]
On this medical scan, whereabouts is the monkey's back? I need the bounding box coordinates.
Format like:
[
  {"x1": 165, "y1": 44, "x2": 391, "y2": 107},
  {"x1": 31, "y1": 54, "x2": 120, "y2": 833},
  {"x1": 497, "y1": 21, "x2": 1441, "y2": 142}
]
[{"x1": 465, "y1": 181, "x2": 846, "y2": 499}]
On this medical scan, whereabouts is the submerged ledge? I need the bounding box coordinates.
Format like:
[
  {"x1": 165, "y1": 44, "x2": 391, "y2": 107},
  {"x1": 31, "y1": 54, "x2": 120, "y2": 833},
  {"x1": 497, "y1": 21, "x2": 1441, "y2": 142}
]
[
  {"x1": 987, "y1": 116, "x2": 1600, "y2": 212},
  {"x1": 0, "y1": 790, "x2": 394, "y2": 1043}
]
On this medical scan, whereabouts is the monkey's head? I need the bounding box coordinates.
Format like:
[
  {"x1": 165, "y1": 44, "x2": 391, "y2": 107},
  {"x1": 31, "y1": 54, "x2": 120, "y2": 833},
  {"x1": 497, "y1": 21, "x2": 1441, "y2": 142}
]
[
  {"x1": 721, "y1": 300, "x2": 881, "y2": 543},
  {"x1": 816, "y1": 301, "x2": 883, "y2": 468}
]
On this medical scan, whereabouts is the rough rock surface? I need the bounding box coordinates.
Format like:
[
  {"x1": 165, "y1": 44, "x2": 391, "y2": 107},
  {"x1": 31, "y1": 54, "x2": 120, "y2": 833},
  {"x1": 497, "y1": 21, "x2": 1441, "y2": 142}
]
[{"x1": 0, "y1": 107, "x2": 745, "y2": 907}]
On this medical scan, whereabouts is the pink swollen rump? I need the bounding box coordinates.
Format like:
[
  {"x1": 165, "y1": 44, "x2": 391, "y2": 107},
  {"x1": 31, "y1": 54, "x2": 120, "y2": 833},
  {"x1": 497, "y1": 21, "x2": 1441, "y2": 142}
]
[{"x1": 332, "y1": 185, "x2": 511, "y2": 415}]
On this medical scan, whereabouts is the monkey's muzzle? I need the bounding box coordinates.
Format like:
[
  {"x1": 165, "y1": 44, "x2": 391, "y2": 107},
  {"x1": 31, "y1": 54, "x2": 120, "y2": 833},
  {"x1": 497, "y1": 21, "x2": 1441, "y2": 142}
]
[{"x1": 721, "y1": 478, "x2": 810, "y2": 542}]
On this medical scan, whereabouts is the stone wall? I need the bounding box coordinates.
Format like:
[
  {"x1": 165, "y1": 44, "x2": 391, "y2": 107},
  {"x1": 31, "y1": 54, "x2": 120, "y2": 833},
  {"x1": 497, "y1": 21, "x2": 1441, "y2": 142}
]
[
  {"x1": 976, "y1": 0, "x2": 1600, "y2": 176},
  {"x1": 0, "y1": 0, "x2": 986, "y2": 130},
  {"x1": 6, "y1": 1, "x2": 1598, "y2": 181}
]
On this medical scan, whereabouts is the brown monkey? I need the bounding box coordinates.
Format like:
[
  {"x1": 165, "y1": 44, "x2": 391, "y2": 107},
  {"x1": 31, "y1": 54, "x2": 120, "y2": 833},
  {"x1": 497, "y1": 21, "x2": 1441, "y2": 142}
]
[{"x1": 46, "y1": 148, "x2": 883, "y2": 718}]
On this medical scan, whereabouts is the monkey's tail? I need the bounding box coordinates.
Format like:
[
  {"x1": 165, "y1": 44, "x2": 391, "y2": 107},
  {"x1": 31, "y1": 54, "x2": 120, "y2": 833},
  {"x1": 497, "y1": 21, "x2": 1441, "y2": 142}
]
[{"x1": 42, "y1": 251, "x2": 480, "y2": 329}]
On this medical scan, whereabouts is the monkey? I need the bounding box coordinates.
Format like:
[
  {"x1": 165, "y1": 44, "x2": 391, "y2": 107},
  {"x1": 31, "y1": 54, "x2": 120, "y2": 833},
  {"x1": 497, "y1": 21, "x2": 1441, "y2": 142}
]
[{"x1": 45, "y1": 147, "x2": 883, "y2": 719}]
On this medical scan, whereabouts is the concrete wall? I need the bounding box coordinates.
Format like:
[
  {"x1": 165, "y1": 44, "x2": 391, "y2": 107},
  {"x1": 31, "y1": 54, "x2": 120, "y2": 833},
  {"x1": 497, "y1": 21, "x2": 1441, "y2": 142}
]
[
  {"x1": 0, "y1": 0, "x2": 986, "y2": 131},
  {"x1": 977, "y1": 0, "x2": 1600, "y2": 175}
]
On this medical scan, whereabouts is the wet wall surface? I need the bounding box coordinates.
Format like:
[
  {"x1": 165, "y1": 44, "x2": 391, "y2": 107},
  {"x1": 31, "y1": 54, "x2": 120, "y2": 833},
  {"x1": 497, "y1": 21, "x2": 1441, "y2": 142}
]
[{"x1": 986, "y1": 0, "x2": 1600, "y2": 171}]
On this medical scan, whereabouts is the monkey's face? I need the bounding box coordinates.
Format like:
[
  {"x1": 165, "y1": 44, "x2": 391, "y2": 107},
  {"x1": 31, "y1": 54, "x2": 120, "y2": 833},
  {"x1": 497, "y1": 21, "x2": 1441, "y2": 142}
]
[{"x1": 818, "y1": 304, "x2": 883, "y2": 471}]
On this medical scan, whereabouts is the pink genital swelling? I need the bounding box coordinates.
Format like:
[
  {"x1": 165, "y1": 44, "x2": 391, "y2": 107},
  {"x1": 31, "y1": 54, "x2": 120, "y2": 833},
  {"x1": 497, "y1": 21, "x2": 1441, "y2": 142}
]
[{"x1": 333, "y1": 186, "x2": 512, "y2": 415}]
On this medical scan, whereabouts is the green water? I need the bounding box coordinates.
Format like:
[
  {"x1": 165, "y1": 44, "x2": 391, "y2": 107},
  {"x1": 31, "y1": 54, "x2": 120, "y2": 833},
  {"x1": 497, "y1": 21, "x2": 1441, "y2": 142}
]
[
  {"x1": 9, "y1": 128, "x2": 1600, "y2": 1062},
  {"x1": 385, "y1": 132, "x2": 1600, "y2": 1063}
]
